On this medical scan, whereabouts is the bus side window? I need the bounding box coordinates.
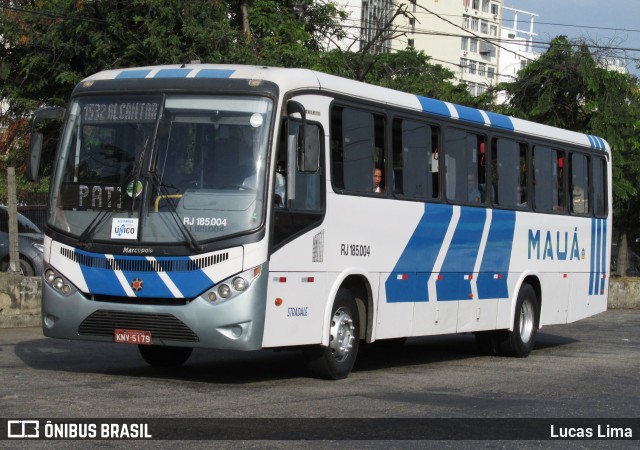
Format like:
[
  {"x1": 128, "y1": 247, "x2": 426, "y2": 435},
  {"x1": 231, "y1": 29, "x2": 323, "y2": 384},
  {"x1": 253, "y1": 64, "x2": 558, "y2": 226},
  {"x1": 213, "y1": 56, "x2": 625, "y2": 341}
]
[
  {"x1": 491, "y1": 138, "x2": 527, "y2": 209},
  {"x1": 593, "y1": 157, "x2": 607, "y2": 217},
  {"x1": 330, "y1": 106, "x2": 385, "y2": 195},
  {"x1": 569, "y1": 152, "x2": 589, "y2": 215},
  {"x1": 392, "y1": 118, "x2": 439, "y2": 200},
  {"x1": 445, "y1": 128, "x2": 486, "y2": 204},
  {"x1": 533, "y1": 146, "x2": 565, "y2": 213}
]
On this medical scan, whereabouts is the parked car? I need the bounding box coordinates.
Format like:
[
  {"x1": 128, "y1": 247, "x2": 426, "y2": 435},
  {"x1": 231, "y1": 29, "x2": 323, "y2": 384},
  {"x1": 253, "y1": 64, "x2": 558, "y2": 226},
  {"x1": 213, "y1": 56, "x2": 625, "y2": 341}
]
[
  {"x1": 0, "y1": 206, "x2": 44, "y2": 276},
  {"x1": 610, "y1": 242, "x2": 640, "y2": 277}
]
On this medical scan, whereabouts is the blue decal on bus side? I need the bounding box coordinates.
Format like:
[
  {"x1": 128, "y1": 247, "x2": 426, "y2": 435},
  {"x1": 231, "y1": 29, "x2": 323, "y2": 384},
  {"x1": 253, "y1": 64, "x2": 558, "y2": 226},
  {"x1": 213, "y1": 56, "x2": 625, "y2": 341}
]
[
  {"x1": 485, "y1": 111, "x2": 514, "y2": 131},
  {"x1": 587, "y1": 135, "x2": 607, "y2": 152},
  {"x1": 476, "y1": 210, "x2": 516, "y2": 299},
  {"x1": 195, "y1": 69, "x2": 236, "y2": 78},
  {"x1": 600, "y1": 219, "x2": 607, "y2": 294},
  {"x1": 416, "y1": 96, "x2": 451, "y2": 118},
  {"x1": 436, "y1": 207, "x2": 486, "y2": 301},
  {"x1": 453, "y1": 105, "x2": 486, "y2": 126},
  {"x1": 589, "y1": 218, "x2": 607, "y2": 296},
  {"x1": 385, "y1": 203, "x2": 453, "y2": 302},
  {"x1": 154, "y1": 69, "x2": 192, "y2": 78},
  {"x1": 115, "y1": 70, "x2": 152, "y2": 79}
]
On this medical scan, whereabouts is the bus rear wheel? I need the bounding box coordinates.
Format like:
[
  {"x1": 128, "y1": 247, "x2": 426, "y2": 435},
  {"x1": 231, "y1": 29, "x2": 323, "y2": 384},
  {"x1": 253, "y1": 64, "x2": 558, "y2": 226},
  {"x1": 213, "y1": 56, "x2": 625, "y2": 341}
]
[
  {"x1": 138, "y1": 345, "x2": 193, "y2": 367},
  {"x1": 498, "y1": 284, "x2": 539, "y2": 357},
  {"x1": 306, "y1": 288, "x2": 360, "y2": 380}
]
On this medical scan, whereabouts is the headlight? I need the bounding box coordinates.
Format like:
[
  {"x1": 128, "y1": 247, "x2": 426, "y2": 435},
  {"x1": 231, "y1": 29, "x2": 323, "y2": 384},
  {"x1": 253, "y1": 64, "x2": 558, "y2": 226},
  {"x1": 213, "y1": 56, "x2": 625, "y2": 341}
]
[
  {"x1": 232, "y1": 277, "x2": 247, "y2": 291},
  {"x1": 218, "y1": 284, "x2": 231, "y2": 298},
  {"x1": 205, "y1": 265, "x2": 262, "y2": 304},
  {"x1": 43, "y1": 266, "x2": 77, "y2": 296}
]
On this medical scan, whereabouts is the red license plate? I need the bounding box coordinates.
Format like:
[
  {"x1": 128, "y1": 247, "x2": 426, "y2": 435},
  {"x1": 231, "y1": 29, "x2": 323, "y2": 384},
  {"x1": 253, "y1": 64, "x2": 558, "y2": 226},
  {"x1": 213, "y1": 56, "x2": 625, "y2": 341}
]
[{"x1": 114, "y1": 329, "x2": 152, "y2": 345}]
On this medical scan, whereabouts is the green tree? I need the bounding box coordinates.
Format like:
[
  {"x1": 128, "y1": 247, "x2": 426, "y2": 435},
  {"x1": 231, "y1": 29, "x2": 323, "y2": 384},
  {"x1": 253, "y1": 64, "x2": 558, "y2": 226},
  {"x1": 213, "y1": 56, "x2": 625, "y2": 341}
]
[{"x1": 0, "y1": 0, "x2": 348, "y2": 198}]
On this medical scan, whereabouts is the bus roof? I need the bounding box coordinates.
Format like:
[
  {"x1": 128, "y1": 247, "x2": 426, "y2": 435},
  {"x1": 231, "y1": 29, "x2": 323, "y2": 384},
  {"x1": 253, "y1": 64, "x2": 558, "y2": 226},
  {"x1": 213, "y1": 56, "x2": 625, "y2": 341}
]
[{"x1": 83, "y1": 64, "x2": 609, "y2": 154}]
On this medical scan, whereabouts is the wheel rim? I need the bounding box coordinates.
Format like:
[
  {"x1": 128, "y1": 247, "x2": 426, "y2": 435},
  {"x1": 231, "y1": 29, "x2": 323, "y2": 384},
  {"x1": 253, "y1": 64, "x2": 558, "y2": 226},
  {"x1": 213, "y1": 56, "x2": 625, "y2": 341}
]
[
  {"x1": 329, "y1": 307, "x2": 356, "y2": 362},
  {"x1": 519, "y1": 298, "x2": 535, "y2": 343}
]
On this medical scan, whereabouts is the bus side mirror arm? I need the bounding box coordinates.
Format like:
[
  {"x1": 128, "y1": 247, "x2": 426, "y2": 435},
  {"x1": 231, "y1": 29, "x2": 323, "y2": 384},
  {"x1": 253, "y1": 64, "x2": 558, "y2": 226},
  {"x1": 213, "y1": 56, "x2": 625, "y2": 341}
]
[
  {"x1": 27, "y1": 107, "x2": 65, "y2": 182},
  {"x1": 286, "y1": 100, "x2": 319, "y2": 173}
]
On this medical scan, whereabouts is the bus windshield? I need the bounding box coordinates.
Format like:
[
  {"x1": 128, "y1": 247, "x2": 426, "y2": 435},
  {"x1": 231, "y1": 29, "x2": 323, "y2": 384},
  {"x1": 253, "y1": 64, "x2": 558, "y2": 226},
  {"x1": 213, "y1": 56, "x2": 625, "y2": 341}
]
[{"x1": 49, "y1": 94, "x2": 274, "y2": 246}]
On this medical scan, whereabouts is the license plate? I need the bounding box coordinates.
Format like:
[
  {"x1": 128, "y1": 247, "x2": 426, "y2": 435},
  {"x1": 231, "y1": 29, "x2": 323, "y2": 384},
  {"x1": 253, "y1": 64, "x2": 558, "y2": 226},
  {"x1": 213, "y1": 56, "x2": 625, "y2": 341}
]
[{"x1": 114, "y1": 329, "x2": 152, "y2": 345}]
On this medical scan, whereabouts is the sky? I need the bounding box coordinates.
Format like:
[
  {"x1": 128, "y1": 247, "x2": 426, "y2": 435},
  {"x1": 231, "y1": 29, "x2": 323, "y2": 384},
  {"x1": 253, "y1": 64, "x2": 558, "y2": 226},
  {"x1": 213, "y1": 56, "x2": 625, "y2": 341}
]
[{"x1": 503, "y1": 0, "x2": 640, "y2": 75}]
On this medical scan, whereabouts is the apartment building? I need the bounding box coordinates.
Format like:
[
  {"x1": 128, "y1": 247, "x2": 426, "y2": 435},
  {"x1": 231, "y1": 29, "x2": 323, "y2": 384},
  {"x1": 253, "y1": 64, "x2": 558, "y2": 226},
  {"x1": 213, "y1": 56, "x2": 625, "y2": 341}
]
[{"x1": 338, "y1": 0, "x2": 505, "y2": 96}]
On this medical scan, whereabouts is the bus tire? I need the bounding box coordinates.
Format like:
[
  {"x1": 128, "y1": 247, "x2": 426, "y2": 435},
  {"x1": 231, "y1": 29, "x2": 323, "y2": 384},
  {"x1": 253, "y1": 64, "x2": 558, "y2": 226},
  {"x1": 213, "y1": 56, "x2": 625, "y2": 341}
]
[
  {"x1": 306, "y1": 288, "x2": 360, "y2": 380},
  {"x1": 138, "y1": 345, "x2": 193, "y2": 367},
  {"x1": 498, "y1": 284, "x2": 539, "y2": 357}
]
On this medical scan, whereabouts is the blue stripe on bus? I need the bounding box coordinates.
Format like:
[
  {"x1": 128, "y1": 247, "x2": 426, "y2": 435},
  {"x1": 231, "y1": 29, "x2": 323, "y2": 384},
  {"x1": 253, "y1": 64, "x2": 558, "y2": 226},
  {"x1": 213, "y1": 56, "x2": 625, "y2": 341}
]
[
  {"x1": 436, "y1": 207, "x2": 486, "y2": 301},
  {"x1": 75, "y1": 251, "x2": 128, "y2": 297},
  {"x1": 453, "y1": 105, "x2": 486, "y2": 125},
  {"x1": 589, "y1": 218, "x2": 606, "y2": 296},
  {"x1": 587, "y1": 135, "x2": 607, "y2": 152},
  {"x1": 416, "y1": 96, "x2": 451, "y2": 118},
  {"x1": 589, "y1": 219, "x2": 596, "y2": 295},
  {"x1": 588, "y1": 218, "x2": 608, "y2": 296},
  {"x1": 75, "y1": 251, "x2": 215, "y2": 298},
  {"x1": 485, "y1": 111, "x2": 514, "y2": 131},
  {"x1": 595, "y1": 219, "x2": 602, "y2": 295},
  {"x1": 165, "y1": 267, "x2": 216, "y2": 298},
  {"x1": 115, "y1": 70, "x2": 152, "y2": 79},
  {"x1": 600, "y1": 219, "x2": 607, "y2": 295},
  {"x1": 477, "y1": 210, "x2": 516, "y2": 299},
  {"x1": 385, "y1": 203, "x2": 453, "y2": 302},
  {"x1": 194, "y1": 69, "x2": 235, "y2": 78},
  {"x1": 154, "y1": 69, "x2": 191, "y2": 78}
]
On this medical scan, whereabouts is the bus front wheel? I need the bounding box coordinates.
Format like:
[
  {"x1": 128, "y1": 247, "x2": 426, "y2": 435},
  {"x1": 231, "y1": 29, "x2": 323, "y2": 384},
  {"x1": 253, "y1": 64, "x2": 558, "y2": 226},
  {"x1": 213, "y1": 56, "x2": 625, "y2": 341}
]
[
  {"x1": 138, "y1": 345, "x2": 193, "y2": 367},
  {"x1": 306, "y1": 288, "x2": 360, "y2": 380},
  {"x1": 498, "y1": 284, "x2": 539, "y2": 357}
]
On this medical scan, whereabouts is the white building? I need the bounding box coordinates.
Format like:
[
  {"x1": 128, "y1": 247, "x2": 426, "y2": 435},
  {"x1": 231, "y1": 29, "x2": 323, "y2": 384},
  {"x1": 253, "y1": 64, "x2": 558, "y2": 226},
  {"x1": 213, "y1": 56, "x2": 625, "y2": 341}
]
[
  {"x1": 336, "y1": 0, "x2": 505, "y2": 96},
  {"x1": 496, "y1": 6, "x2": 539, "y2": 103}
]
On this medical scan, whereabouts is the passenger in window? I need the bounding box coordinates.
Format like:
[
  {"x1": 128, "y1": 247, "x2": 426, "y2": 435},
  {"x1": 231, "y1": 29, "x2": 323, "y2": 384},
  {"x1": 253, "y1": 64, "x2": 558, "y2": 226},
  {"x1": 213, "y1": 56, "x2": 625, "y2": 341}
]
[
  {"x1": 373, "y1": 167, "x2": 384, "y2": 193},
  {"x1": 467, "y1": 173, "x2": 481, "y2": 203},
  {"x1": 516, "y1": 185, "x2": 527, "y2": 208}
]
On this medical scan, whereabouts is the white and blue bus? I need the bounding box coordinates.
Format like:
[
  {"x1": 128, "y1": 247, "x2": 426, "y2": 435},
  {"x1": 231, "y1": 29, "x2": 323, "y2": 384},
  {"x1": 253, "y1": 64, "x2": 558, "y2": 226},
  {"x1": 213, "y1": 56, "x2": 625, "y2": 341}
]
[{"x1": 28, "y1": 64, "x2": 611, "y2": 379}]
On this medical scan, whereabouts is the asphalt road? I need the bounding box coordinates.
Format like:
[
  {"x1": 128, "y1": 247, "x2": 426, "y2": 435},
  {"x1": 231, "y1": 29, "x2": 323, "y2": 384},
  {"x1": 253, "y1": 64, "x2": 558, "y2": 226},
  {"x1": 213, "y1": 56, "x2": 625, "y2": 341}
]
[{"x1": 1, "y1": 310, "x2": 638, "y2": 447}]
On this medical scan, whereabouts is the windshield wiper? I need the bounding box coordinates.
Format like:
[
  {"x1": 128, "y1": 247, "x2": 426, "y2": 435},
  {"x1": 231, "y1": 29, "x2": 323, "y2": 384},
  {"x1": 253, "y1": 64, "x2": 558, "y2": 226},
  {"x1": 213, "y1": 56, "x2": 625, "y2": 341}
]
[
  {"x1": 76, "y1": 209, "x2": 113, "y2": 250},
  {"x1": 149, "y1": 171, "x2": 202, "y2": 252}
]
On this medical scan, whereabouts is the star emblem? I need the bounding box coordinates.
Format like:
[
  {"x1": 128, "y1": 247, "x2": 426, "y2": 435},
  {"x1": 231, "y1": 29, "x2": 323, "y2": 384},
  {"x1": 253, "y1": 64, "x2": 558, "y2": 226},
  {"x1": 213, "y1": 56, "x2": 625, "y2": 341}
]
[{"x1": 131, "y1": 278, "x2": 144, "y2": 292}]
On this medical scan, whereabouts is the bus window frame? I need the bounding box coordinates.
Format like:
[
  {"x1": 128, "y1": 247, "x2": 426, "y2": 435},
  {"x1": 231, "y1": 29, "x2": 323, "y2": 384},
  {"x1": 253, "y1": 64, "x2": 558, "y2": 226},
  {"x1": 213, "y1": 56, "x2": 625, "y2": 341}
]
[
  {"x1": 329, "y1": 102, "x2": 388, "y2": 198},
  {"x1": 442, "y1": 125, "x2": 488, "y2": 207},
  {"x1": 389, "y1": 113, "x2": 442, "y2": 204}
]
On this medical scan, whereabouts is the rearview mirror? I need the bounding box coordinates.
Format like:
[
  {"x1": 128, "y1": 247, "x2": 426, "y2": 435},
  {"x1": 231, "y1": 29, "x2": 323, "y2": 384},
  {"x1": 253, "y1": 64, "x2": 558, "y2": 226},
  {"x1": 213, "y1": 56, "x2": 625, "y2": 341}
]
[{"x1": 27, "y1": 107, "x2": 65, "y2": 181}]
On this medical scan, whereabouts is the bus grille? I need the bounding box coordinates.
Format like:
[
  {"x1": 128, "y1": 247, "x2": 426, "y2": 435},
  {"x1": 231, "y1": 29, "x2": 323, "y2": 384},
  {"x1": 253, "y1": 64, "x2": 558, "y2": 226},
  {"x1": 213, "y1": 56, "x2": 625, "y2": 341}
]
[
  {"x1": 78, "y1": 310, "x2": 199, "y2": 342},
  {"x1": 61, "y1": 247, "x2": 229, "y2": 272}
]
